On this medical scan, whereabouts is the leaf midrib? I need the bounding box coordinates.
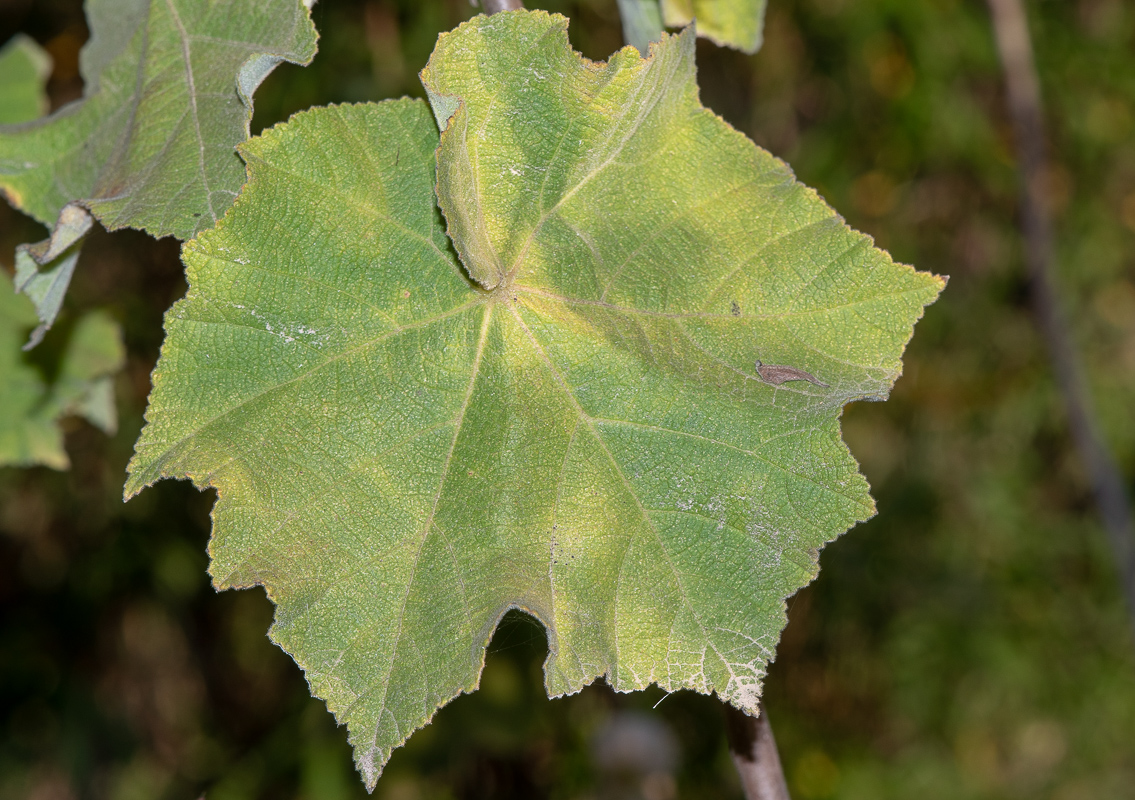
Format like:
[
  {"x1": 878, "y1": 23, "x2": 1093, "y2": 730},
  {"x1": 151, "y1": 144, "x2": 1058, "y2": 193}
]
[
  {"x1": 244, "y1": 149, "x2": 466, "y2": 285},
  {"x1": 163, "y1": 0, "x2": 216, "y2": 224},
  {"x1": 499, "y1": 31, "x2": 690, "y2": 287},
  {"x1": 349, "y1": 302, "x2": 492, "y2": 763},
  {"x1": 506, "y1": 302, "x2": 748, "y2": 695}
]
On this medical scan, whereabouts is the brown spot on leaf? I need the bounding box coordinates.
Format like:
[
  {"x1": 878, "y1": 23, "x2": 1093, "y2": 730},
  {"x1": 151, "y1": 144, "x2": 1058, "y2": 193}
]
[{"x1": 754, "y1": 360, "x2": 829, "y2": 387}]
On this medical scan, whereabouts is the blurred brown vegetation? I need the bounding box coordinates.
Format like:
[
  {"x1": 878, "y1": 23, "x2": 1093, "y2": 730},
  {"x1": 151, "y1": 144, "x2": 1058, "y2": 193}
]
[{"x1": 1, "y1": 0, "x2": 1134, "y2": 798}]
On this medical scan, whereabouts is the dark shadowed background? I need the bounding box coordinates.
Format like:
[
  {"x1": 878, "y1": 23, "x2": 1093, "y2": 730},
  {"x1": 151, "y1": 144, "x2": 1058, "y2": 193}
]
[{"x1": 2, "y1": 0, "x2": 1134, "y2": 798}]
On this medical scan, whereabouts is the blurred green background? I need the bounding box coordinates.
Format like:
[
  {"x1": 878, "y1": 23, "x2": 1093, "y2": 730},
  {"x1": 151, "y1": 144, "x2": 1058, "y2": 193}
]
[{"x1": 2, "y1": 0, "x2": 1135, "y2": 798}]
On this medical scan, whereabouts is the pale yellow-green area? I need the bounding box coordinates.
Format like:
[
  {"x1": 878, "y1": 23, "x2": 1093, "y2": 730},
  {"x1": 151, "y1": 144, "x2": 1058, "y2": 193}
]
[
  {"x1": 662, "y1": 0, "x2": 766, "y2": 53},
  {"x1": 0, "y1": 273, "x2": 125, "y2": 469},
  {"x1": 129, "y1": 11, "x2": 943, "y2": 789}
]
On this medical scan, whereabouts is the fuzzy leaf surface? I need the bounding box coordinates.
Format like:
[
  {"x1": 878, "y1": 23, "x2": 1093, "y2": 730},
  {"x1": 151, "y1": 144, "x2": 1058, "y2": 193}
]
[
  {"x1": 128, "y1": 11, "x2": 943, "y2": 788},
  {"x1": 661, "y1": 0, "x2": 766, "y2": 53}
]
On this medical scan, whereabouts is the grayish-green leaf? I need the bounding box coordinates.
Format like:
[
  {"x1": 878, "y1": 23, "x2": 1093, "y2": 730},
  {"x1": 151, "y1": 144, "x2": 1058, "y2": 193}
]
[
  {"x1": 128, "y1": 11, "x2": 943, "y2": 788},
  {"x1": 14, "y1": 203, "x2": 93, "y2": 348},
  {"x1": 0, "y1": 0, "x2": 318, "y2": 336},
  {"x1": 0, "y1": 0, "x2": 318, "y2": 237},
  {"x1": 0, "y1": 34, "x2": 51, "y2": 125},
  {"x1": 661, "y1": 0, "x2": 766, "y2": 53},
  {"x1": 0, "y1": 272, "x2": 57, "y2": 467}
]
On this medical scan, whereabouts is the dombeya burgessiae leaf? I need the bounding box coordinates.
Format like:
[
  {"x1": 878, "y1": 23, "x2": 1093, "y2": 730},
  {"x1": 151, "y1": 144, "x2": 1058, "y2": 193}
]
[
  {"x1": 127, "y1": 11, "x2": 943, "y2": 787},
  {"x1": 0, "y1": 0, "x2": 318, "y2": 337},
  {"x1": 661, "y1": 0, "x2": 767, "y2": 53},
  {"x1": 0, "y1": 272, "x2": 125, "y2": 469}
]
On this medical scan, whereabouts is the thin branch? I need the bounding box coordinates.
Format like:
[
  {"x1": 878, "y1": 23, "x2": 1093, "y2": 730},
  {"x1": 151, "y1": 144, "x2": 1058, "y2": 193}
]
[
  {"x1": 986, "y1": 0, "x2": 1135, "y2": 633},
  {"x1": 481, "y1": 0, "x2": 524, "y2": 14},
  {"x1": 724, "y1": 701, "x2": 792, "y2": 800}
]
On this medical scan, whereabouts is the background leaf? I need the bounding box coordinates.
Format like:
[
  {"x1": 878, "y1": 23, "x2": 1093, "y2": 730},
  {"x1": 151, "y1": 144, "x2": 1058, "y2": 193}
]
[
  {"x1": 129, "y1": 11, "x2": 941, "y2": 787},
  {"x1": 0, "y1": 272, "x2": 59, "y2": 467},
  {"x1": 661, "y1": 0, "x2": 767, "y2": 54},
  {"x1": 0, "y1": 34, "x2": 51, "y2": 125},
  {"x1": 0, "y1": 0, "x2": 318, "y2": 335},
  {"x1": 0, "y1": 26, "x2": 123, "y2": 458},
  {"x1": 0, "y1": 272, "x2": 125, "y2": 469},
  {"x1": 0, "y1": 0, "x2": 317, "y2": 237}
]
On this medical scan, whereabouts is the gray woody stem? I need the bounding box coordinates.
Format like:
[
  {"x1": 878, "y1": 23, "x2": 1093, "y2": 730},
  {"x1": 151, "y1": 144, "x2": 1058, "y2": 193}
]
[
  {"x1": 986, "y1": 0, "x2": 1135, "y2": 634},
  {"x1": 724, "y1": 702, "x2": 792, "y2": 800},
  {"x1": 481, "y1": 0, "x2": 524, "y2": 14}
]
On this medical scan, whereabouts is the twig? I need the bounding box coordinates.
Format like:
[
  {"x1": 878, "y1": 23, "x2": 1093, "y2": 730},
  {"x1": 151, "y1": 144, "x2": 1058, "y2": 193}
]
[
  {"x1": 986, "y1": 0, "x2": 1135, "y2": 633},
  {"x1": 481, "y1": 0, "x2": 523, "y2": 14},
  {"x1": 724, "y1": 701, "x2": 792, "y2": 800}
]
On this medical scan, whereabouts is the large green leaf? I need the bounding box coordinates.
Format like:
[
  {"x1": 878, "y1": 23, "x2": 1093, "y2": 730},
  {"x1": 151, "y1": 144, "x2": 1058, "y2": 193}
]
[
  {"x1": 661, "y1": 0, "x2": 767, "y2": 53},
  {"x1": 127, "y1": 11, "x2": 943, "y2": 787},
  {"x1": 0, "y1": 0, "x2": 318, "y2": 339},
  {"x1": 0, "y1": 272, "x2": 125, "y2": 469}
]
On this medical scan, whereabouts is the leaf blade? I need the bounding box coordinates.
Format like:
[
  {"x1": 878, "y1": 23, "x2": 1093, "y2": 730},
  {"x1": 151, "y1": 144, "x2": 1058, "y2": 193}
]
[{"x1": 130, "y1": 12, "x2": 943, "y2": 789}]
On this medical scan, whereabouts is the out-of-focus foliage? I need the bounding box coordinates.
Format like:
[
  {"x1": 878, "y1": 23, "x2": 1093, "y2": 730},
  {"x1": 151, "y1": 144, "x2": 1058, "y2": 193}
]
[
  {"x1": 0, "y1": 272, "x2": 124, "y2": 470},
  {"x1": 0, "y1": 34, "x2": 49, "y2": 123},
  {"x1": 661, "y1": 0, "x2": 767, "y2": 53},
  {"x1": 0, "y1": 21, "x2": 125, "y2": 470},
  {"x1": 2, "y1": 0, "x2": 1134, "y2": 799},
  {"x1": 615, "y1": 0, "x2": 664, "y2": 55}
]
